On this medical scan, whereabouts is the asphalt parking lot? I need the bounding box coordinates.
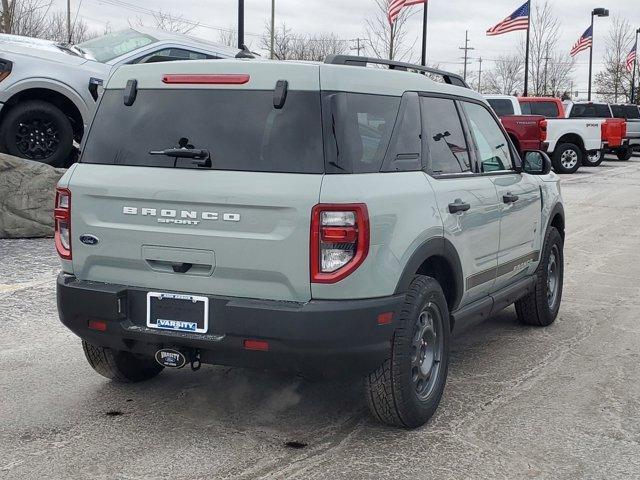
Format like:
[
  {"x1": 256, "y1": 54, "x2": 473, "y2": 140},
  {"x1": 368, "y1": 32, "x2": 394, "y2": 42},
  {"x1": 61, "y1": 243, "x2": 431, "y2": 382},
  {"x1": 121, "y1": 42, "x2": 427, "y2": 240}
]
[{"x1": 1, "y1": 157, "x2": 640, "y2": 480}]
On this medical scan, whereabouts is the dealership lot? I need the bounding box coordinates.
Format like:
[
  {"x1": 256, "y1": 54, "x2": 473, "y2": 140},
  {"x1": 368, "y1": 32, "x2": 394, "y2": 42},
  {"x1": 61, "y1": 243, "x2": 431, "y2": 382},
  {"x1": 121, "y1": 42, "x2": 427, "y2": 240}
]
[{"x1": 1, "y1": 158, "x2": 639, "y2": 480}]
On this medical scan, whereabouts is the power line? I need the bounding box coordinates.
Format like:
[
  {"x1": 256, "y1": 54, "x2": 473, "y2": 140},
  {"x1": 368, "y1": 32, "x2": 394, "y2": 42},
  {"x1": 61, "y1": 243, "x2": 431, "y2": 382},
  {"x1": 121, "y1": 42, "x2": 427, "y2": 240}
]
[{"x1": 458, "y1": 30, "x2": 475, "y2": 81}]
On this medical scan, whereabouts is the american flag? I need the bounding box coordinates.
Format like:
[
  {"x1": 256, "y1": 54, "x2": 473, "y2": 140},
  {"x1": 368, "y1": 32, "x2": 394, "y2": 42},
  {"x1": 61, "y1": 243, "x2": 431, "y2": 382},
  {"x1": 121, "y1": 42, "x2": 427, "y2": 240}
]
[
  {"x1": 570, "y1": 26, "x2": 593, "y2": 57},
  {"x1": 627, "y1": 42, "x2": 637, "y2": 73},
  {"x1": 388, "y1": 0, "x2": 427, "y2": 25},
  {"x1": 486, "y1": 1, "x2": 530, "y2": 36}
]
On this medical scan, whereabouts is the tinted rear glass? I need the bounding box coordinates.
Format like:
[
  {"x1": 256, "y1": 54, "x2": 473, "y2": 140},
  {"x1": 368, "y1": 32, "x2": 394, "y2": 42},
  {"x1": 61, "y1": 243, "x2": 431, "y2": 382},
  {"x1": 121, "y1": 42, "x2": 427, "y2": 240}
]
[
  {"x1": 487, "y1": 99, "x2": 514, "y2": 117},
  {"x1": 81, "y1": 89, "x2": 324, "y2": 173},
  {"x1": 569, "y1": 103, "x2": 611, "y2": 118},
  {"x1": 611, "y1": 105, "x2": 640, "y2": 119},
  {"x1": 323, "y1": 92, "x2": 401, "y2": 173},
  {"x1": 529, "y1": 101, "x2": 560, "y2": 118}
]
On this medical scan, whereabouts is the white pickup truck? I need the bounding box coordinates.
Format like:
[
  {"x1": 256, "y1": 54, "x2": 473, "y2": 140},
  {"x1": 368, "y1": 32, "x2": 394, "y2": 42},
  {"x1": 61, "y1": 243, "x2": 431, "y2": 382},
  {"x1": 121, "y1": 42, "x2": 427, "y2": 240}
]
[{"x1": 486, "y1": 95, "x2": 608, "y2": 173}]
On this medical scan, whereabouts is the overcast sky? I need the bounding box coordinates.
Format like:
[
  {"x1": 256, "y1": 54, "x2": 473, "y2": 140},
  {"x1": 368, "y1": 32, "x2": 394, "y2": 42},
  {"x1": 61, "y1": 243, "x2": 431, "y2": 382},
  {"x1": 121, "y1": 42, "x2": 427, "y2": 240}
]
[{"x1": 57, "y1": 0, "x2": 638, "y2": 94}]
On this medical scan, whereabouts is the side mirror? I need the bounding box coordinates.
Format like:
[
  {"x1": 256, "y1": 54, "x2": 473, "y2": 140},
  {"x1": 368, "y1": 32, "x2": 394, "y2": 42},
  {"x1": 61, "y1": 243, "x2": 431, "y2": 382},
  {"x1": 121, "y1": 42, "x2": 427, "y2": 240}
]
[{"x1": 522, "y1": 150, "x2": 552, "y2": 175}]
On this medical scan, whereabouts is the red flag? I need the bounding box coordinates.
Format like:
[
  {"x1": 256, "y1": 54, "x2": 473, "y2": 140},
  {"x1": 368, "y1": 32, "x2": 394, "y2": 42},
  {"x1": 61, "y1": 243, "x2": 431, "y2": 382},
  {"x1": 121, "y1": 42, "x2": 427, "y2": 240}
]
[{"x1": 388, "y1": 0, "x2": 427, "y2": 25}]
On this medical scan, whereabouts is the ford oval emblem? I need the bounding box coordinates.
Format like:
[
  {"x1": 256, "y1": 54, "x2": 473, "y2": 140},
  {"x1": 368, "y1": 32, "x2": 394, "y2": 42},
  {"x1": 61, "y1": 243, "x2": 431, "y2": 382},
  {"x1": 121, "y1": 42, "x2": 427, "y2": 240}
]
[
  {"x1": 155, "y1": 349, "x2": 187, "y2": 368},
  {"x1": 79, "y1": 234, "x2": 99, "y2": 246}
]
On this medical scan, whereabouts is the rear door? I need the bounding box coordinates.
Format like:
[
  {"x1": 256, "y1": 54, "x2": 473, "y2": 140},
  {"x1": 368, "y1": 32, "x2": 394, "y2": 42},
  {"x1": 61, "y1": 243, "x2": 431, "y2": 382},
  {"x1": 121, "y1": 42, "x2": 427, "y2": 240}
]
[
  {"x1": 69, "y1": 61, "x2": 324, "y2": 302},
  {"x1": 420, "y1": 96, "x2": 501, "y2": 306},
  {"x1": 460, "y1": 100, "x2": 542, "y2": 290}
]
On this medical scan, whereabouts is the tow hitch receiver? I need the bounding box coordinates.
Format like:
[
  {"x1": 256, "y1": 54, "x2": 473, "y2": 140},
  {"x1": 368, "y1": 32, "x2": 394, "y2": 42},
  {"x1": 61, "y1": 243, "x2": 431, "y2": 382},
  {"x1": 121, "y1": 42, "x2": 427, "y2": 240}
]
[{"x1": 154, "y1": 348, "x2": 201, "y2": 370}]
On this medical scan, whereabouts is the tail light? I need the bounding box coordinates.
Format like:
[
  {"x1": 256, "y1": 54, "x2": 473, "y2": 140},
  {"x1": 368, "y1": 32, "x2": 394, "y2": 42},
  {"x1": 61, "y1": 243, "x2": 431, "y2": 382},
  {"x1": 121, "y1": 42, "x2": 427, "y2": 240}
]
[
  {"x1": 0, "y1": 59, "x2": 12, "y2": 82},
  {"x1": 538, "y1": 119, "x2": 548, "y2": 142},
  {"x1": 621, "y1": 120, "x2": 627, "y2": 139},
  {"x1": 54, "y1": 187, "x2": 72, "y2": 259},
  {"x1": 310, "y1": 204, "x2": 369, "y2": 283}
]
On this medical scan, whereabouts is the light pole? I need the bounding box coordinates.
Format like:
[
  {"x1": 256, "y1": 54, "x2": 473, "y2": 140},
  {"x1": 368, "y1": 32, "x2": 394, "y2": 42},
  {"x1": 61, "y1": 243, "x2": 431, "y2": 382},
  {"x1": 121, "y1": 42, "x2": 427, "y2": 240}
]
[
  {"x1": 588, "y1": 7, "x2": 609, "y2": 101},
  {"x1": 270, "y1": 0, "x2": 275, "y2": 59},
  {"x1": 237, "y1": 0, "x2": 245, "y2": 49},
  {"x1": 631, "y1": 28, "x2": 640, "y2": 104}
]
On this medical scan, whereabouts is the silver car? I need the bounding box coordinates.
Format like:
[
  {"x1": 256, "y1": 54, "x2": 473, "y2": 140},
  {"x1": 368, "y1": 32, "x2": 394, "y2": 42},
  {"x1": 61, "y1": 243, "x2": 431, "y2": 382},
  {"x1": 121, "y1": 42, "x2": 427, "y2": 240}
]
[{"x1": 0, "y1": 28, "x2": 240, "y2": 165}]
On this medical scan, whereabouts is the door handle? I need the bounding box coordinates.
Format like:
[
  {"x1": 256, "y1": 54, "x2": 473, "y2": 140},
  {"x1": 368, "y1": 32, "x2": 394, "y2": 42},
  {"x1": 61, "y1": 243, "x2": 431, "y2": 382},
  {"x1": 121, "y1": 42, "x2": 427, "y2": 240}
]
[
  {"x1": 503, "y1": 192, "x2": 519, "y2": 204},
  {"x1": 449, "y1": 199, "x2": 471, "y2": 214}
]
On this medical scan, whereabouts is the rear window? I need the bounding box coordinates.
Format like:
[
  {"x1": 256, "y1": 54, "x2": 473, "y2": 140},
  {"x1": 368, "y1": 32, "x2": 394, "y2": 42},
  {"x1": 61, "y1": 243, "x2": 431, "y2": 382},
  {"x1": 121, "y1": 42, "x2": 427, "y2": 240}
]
[
  {"x1": 569, "y1": 103, "x2": 612, "y2": 119},
  {"x1": 81, "y1": 89, "x2": 325, "y2": 173},
  {"x1": 611, "y1": 105, "x2": 640, "y2": 119},
  {"x1": 487, "y1": 99, "x2": 514, "y2": 117},
  {"x1": 521, "y1": 101, "x2": 560, "y2": 118}
]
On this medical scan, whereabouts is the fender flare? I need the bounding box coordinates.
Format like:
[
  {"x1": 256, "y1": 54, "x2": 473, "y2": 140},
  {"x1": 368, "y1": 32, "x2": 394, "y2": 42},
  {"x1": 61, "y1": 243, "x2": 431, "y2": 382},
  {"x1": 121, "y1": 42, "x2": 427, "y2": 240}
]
[
  {"x1": 546, "y1": 202, "x2": 565, "y2": 237},
  {"x1": 394, "y1": 237, "x2": 464, "y2": 310},
  {"x1": 2, "y1": 77, "x2": 90, "y2": 123}
]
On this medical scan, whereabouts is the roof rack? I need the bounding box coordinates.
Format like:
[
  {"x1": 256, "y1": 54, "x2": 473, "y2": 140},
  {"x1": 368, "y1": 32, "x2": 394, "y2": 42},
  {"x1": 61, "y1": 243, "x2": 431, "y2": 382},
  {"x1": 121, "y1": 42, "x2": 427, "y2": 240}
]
[{"x1": 324, "y1": 55, "x2": 470, "y2": 89}]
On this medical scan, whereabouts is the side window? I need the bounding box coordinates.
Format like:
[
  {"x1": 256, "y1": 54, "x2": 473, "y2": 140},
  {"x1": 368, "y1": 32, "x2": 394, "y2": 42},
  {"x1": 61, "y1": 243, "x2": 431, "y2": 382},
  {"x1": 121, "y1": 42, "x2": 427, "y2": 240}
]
[
  {"x1": 420, "y1": 97, "x2": 472, "y2": 175},
  {"x1": 136, "y1": 48, "x2": 216, "y2": 64},
  {"x1": 462, "y1": 102, "x2": 513, "y2": 173},
  {"x1": 382, "y1": 92, "x2": 422, "y2": 171}
]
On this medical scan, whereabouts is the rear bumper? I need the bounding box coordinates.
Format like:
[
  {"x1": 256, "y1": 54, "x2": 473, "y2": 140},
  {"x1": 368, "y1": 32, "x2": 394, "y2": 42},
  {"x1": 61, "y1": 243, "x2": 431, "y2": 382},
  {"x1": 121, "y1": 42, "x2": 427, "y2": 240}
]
[{"x1": 56, "y1": 273, "x2": 403, "y2": 376}]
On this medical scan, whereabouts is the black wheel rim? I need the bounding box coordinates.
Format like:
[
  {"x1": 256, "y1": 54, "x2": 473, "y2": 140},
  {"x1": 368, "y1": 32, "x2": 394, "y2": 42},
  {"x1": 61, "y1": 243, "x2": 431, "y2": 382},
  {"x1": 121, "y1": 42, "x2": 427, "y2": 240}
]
[
  {"x1": 411, "y1": 302, "x2": 444, "y2": 401},
  {"x1": 547, "y1": 245, "x2": 560, "y2": 309},
  {"x1": 14, "y1": 117, "x2": 60, "y2": 160}
]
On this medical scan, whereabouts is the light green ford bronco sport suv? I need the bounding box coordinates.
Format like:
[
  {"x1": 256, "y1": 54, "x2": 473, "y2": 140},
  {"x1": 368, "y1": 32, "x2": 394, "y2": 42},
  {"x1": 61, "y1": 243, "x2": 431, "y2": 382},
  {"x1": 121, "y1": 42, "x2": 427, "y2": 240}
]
[{"x1": 55, "y1": 55, "x2": 565, "y2": 428}]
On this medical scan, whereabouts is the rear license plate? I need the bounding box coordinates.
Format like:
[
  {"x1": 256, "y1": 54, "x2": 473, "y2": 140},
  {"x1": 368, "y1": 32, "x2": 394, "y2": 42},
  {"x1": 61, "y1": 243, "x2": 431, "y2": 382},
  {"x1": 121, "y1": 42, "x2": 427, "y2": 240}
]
[{"x1": 146, "y1": 292, "x2": 209, "y2": 334}]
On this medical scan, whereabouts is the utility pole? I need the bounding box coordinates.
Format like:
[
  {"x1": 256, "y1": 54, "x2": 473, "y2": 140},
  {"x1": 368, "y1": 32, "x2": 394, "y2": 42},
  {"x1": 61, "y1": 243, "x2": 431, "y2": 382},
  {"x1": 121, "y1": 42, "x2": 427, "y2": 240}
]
[
  {"x1": 543, "y1": 42, "x2": 551, "y2": 96},
  {"x1": 350, "y1": 38, "x2": 365, "y2": 56},
  {"x1": 270, "y1": 0, "x2": 275, "y2": 59},
  {"x1": 477, "y1": 57, "x2": 483, "y2": 93},
  {"x1": 458, "y1": 30, "x2": 475, "y2": 82},
  {"x1": 66, "y1": 0, "x2": 72, "y2": 43}
]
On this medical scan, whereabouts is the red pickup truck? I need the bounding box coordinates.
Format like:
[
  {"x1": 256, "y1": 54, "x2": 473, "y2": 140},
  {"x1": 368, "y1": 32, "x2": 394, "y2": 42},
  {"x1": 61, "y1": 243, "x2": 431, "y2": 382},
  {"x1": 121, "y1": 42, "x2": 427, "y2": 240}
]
[{"x1": 485, "y1": 97, "x2": 548, "y2": 155}]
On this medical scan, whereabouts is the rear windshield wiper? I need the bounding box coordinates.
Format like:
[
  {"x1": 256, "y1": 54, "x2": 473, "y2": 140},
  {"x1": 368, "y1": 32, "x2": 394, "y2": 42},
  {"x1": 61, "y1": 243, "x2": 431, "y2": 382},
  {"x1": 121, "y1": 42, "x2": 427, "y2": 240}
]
[{"x1": 149, "y1": 148, "x2": 211, "y2": 168}]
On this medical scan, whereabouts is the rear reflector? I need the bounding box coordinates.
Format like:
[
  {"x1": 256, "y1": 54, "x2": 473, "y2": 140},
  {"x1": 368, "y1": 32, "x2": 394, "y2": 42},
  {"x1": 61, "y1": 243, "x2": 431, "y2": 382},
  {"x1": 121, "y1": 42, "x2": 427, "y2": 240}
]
[
  {"x1": 243, "y1": 339, "x2": 269, "y2": 351},
  {"x1": 377, "y1": 312, "x2": 394, "y2": 325},
  {"x1": 162, "y1": 74, "x2": 250, "y2": 85},
  {"x1": 88, "y1": 320, "x2": 107, "y2": 332}
]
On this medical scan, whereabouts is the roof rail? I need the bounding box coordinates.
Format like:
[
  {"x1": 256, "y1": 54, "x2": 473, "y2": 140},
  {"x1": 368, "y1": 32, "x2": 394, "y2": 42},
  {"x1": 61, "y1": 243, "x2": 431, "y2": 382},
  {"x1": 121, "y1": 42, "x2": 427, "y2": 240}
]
[{"x1": 324, "y1": 55, "x2": 470, "y2": 89}]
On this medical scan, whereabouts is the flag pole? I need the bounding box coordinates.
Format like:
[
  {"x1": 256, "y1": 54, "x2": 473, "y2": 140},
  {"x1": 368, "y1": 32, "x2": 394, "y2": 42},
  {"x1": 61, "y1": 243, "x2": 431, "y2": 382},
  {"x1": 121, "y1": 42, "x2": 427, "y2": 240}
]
[
  {"x1": 421, "y1": 1, "x2": 429, "y2": 66},
  {"x1": 632, "y1": 30, "x2": 639, "y2": 104},
  {"x1": 523, "y1": 0, "x2": 530, "y2": 96}
]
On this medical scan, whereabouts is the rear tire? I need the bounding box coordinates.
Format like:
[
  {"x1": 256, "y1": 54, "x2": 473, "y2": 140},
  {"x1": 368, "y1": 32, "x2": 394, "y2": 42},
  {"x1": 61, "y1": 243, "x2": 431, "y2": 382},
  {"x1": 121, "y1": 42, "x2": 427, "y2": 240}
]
[
  {"x1": 0, "y1": 100, "x2": 73, "y2": 166},
  {"x1": 364, "y1": 276, "x2": 450, "y2": 429},
  {"x1": 552, "y1": 143, "x2": 582, "y2": 174},
  {"x1": 616, "y1": 146, "x2": 632, "y2": 161},
  {"x1": 583, "y1": 150, "x2": 604, "y2": 167},
  {"x1": 82, "y1": 341, "x2": 164, "y2": 383},
  {"x1": 515, "y1": 227, "x2": 564, "y2": 327}
]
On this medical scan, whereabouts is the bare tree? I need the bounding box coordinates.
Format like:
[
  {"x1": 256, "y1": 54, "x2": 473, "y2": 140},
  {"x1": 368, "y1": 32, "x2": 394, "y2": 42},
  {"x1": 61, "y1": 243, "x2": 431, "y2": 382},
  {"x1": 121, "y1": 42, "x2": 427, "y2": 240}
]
[
  {"x1": 594, "y1": 15, "x2": 634, "y2": 103},
  {"x1": 1, "y1": 0, "x2": 52, "y2": 36},
  {"x1": 518, "y1": 1, "x2": 575, "y2": 96},
  {"x1": 484, "y1": 55, "x2": 525, "y2": 95},
  {"x1": 130, "y1": 10, "x2": 197, "y2": 35},
  {"x1": 261, "y1": 22, "x2": 346, "y2": 61},
  {"x1": 218, "y1": 27, "x2": 237, "y2": 48},
  {"x1": 364, "y1": 0, "x2": 416, "y2": 61},
  {"x1": 44, "y1": 11, "x2": 94, "y2": 43}
]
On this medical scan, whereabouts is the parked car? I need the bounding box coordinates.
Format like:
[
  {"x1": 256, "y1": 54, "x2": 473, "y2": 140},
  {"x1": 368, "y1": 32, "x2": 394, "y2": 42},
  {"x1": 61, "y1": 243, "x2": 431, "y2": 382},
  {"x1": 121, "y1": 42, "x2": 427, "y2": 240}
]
[
  {"x1": 0, "y1": 28, "x2": 241, "y2": 166},
  {"x1": 486, "y1": 95, "x2": 608, "y2": 173},
  {"x1": 485, "y1": 96, "x2": 548, "y2": 155},
  {"x1": 55, "y1": 55, "x2": 565, "y2": 429},
  {"x1": 565, "y1": 101, "x2": 638, "y2": 161},
  {"x1": 519, "y1": 96, "x2": 566, "y2": 118}
]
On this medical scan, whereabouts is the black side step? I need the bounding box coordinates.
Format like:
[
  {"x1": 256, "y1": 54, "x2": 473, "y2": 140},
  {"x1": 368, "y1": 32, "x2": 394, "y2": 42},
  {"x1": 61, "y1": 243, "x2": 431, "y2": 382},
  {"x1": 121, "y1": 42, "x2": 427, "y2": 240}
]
[{"x1": 450, "y1": 275, "x2": 536, "y2": 329}]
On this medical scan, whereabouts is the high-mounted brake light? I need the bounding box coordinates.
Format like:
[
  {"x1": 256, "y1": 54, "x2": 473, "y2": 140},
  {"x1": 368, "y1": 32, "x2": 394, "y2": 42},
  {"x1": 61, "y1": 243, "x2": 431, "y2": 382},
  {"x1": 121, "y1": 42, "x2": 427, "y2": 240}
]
[
  {"x1": 162, "y1": 74, "x2": 250, "y2": 85},
  {"x1": 54, "y1": 187, "x2": 72, "y2": 260},
  {"x1": 311, "y1": 204, "x2": 369, "y2": 283}
]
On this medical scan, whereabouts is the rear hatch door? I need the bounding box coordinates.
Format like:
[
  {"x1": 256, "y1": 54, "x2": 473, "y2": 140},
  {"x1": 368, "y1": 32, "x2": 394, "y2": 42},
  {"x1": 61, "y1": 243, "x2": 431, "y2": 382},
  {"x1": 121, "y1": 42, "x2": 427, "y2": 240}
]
[{"x1": 69, "y1": 60, "x2": 323, "y2": 302}]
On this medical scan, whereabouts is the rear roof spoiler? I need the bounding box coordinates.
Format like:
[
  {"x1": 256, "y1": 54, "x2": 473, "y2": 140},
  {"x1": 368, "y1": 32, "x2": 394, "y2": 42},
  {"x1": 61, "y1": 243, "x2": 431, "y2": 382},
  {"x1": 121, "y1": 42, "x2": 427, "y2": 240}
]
[{"x1": 324, "y1": 55, "x2": 470, "y2": 89}]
